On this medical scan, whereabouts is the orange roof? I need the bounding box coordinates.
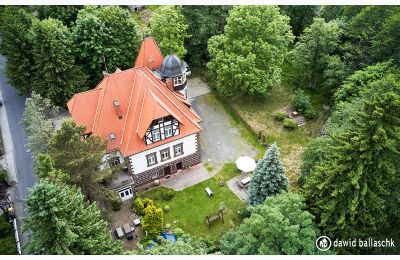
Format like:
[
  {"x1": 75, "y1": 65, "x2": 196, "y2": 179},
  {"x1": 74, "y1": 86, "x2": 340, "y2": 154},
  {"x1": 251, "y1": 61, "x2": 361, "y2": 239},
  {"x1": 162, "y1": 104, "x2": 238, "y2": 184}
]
[
  {"x1": 134, "y1": 37, "x2": 164, "y2": 70},
  {"x1": 67, "y1": 66, "x2": 202, "y2": 157}
]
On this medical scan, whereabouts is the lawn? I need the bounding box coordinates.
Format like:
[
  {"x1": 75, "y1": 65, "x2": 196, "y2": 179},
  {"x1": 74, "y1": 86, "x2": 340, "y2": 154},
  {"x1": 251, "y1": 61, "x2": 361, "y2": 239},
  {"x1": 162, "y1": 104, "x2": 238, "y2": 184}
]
[
  {"x1": 142, "y1": 163, "x2": 245, "y2": 242},
  {"x1": 225, "y1": 84, "x2": 329, "y2": 190}
]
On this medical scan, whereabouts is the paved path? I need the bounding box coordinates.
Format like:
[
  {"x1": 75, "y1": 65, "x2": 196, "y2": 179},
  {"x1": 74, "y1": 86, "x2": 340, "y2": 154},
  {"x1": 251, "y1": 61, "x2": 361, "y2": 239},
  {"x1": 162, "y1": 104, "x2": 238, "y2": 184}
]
[
  {"x1": 227, "y1": 174, "x2": 250, "y2": 202},
  {"x1": 190, "y1": 87, "x2": 259, "y2": 173},
  {"x1": 0, "y1": 54, "x2": 35, "y2": 248},
  {"x1": 163, "y1": 164, "x2": 211, "y2": 191}
]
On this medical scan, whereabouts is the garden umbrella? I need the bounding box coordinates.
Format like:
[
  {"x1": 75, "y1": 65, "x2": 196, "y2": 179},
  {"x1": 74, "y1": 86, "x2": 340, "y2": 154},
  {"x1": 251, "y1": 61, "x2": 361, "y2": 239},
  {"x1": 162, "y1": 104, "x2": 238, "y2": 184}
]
[{"x1": 235, "y1": 156, "x2": 257, "y2": 173}]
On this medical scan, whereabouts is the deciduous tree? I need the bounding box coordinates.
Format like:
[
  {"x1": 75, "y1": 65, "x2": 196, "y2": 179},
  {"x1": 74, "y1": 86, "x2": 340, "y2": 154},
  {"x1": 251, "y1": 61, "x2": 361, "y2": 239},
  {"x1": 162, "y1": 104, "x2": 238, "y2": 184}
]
[
  {"x1": 221, "y1": 193, "x2": 324, "y2": 255},
  {"x1": 150, "y1": 6, "x2": 189, "y2": 57},
  {"x1": 24, "y1": 180, "x2": 122, "y2": 254},
  {"x1": 280, "y1": 5, "x2": 320, "y2": 37},
  {"x1": 73, "y1": 6, "x2": 141, "y2": 87},
  {"x1": 31, "y1": 18, "x2": 87, "y2": 106},
  {"x1": 248, "y1": 143, "x2": 288, "y2": 206},
  {"x1": 34, "y1": 153, "x2": 69, "y2": 184},
  {"x1": 36, "y1": 5, "x2": 82, "y2": 27}
]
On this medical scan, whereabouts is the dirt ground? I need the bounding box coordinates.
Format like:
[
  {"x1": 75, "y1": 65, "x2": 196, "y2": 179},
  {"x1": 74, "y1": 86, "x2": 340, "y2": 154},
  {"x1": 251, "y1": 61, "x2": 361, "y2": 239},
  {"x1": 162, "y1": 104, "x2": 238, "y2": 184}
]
[{"x1": 110, "y1": 199, "x2": 144, "y2": 251}]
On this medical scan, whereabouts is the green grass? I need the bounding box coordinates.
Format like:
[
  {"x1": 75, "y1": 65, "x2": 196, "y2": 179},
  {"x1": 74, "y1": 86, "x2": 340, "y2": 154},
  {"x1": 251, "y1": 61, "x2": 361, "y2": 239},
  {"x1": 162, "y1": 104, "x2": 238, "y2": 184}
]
[
  {"x1": 226, "y1": 84, "x2": 329, "y2": 190},
  {"x1": 142, "y1": 163, "x2": 245, "y2": 241}
]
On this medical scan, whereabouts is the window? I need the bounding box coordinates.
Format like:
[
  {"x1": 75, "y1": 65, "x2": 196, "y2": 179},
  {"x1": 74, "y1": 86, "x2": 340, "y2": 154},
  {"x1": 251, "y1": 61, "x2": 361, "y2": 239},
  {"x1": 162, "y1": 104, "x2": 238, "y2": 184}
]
[
  {"x1": 173, "y1": 143, "x2": 183, "y2": 157},
  {"x1": 146, "y1": 153, "x2": 157, "y2": 167},
  {"x1": 152, "y1": 129, "x2": 161, "y2": 142},
  {"x1": 160, "y1": 148, "x2": 170, "y2": 162},
  {"x1": 173, "y1": 76, "x2": 183, "y2": 86},
  {"x1": 109, "y1": 156, "x2": 120, "y2": 167},
  {"x1": 164, "y1": 125, "x2": 173, "y2": 138},
  {"x1": 109, "y1": 133, "x2": 116, "y2": 141}
]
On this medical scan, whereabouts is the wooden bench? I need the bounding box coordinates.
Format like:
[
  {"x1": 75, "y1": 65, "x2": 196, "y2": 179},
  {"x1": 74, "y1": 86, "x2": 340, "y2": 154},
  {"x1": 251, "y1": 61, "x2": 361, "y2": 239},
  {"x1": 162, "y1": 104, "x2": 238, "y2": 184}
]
[
  {"x1": 115, "y1": 226, "x2": 124, "y2": 239},
  {"x1": 205, "y1": 208, "x2": 224, "y2": 228},
  {"x1": 205, "y1": 187, "x2": 214, "y2": 197}
]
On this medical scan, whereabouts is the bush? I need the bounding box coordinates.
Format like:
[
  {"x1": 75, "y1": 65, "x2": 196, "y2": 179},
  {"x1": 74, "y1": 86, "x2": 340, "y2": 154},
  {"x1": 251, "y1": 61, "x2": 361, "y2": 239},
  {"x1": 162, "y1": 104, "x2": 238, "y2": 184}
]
[
  {"x1": 292, "y1": 89, "x2": 312, "y2": 113},
  {"x1": 111, "y1": 198, "x2": 122, "y2": 211},
  {"x1": 0, "y1": 168, "x2": 8, "y2": 183},
  {"x1": 283, "y1": 118, "x2": 298, "y2": 130},
  {"x1": 134, "y1": 197, "x2": 145, "y2": 215},
  {"x1": 0, "y1": 215, "x2": 15, "y2": 255},
  {"x1": 173, "y1": 228, "x2": 185, "y2": 237},
  {"x1": 161, "y1": 189, "x2": 175, "y2": 201},
  {"x1": 304, "y1": 107, "x2": 317, "y2": 120},
  {"x1": 273, "y1": 111, "x2": 287, "y2": 121},
  {"x1": 237, "y1": 206, "x2": 252, "y2": 220},
  {"x1": 142, "y1": 198, "x2": 154, "y2": 208},
  {"x1": 164, "y1": 205, "x2": 170, "y2": 212}
]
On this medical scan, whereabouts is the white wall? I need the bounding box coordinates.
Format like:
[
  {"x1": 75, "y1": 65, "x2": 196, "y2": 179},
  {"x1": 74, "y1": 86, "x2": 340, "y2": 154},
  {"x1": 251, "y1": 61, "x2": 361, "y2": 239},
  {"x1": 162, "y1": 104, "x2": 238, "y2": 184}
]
[{"x1": 128, "y1": 134, "x2": 197, "y2": 174}]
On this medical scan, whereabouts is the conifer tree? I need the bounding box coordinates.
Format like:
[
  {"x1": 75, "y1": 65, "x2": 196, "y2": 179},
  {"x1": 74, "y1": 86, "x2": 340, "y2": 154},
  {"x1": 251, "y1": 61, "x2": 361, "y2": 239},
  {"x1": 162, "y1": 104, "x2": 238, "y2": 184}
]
[
  {"x1": 304, "y1": 78, "x2": 400, "y2": 241},
  {"x1": 248, "y1": 143, "x2": 288, "y2": 206},
  {"x1": 0, "y1": 6, "x2": 35, "y2": 94},
  {"x1": 143, "y1": 205, "x2": 164, "y2": 239},
  {"x1": 31, "y1": 18, "x2": 87, "y2": 106},
  {"x1": 24, "y1": 180, "x2": 122, "y2": 255}
]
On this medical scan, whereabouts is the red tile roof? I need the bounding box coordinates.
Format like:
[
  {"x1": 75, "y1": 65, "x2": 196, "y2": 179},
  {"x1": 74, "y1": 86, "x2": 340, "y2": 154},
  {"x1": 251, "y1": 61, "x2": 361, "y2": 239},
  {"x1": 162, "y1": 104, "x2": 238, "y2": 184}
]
[
  {"x1": 67, "y1": 66, "x2": 202, "y2": 157},
  {"x1": 134, "y1": 37, "x2": 164, "y2": 70}
]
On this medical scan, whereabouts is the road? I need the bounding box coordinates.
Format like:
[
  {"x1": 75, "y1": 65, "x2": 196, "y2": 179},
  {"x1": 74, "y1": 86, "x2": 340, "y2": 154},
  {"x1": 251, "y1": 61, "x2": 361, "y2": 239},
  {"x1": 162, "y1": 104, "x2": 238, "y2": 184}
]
[{"x1": 0, "y1": 54, "x2": 35, "y2": 247}]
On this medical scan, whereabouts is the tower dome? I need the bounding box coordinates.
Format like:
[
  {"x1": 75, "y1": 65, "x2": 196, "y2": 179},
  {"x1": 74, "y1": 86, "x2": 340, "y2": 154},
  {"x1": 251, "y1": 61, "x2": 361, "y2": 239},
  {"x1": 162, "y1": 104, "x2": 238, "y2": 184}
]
[{"x1": 159, "y1": 54, "x2": 186, "y2": 78}]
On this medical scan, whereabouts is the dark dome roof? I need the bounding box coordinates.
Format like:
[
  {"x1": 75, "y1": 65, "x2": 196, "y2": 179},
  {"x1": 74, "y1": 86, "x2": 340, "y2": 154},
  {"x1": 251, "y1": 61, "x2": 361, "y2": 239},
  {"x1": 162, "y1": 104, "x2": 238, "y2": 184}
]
[{"x1": 159, "y1": 54, "x2": 186, "y2": 78}]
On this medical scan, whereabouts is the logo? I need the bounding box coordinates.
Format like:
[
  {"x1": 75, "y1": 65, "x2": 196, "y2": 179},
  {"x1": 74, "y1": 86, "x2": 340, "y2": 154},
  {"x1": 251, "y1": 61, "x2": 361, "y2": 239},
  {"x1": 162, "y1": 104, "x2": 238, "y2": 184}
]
[{"x1": 316, "y1": 236, "x2": 332, "y2": 251}]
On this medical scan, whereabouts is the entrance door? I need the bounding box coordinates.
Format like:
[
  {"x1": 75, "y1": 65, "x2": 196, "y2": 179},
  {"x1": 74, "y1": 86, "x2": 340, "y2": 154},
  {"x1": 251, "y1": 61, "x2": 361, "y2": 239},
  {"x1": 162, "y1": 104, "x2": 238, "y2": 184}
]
[
  {"x1": 176, "y1": 162, "x2": 183, "y2": 171},
  {"x1": 164, "y1": 166, "x2": 171, "y2": 176}
]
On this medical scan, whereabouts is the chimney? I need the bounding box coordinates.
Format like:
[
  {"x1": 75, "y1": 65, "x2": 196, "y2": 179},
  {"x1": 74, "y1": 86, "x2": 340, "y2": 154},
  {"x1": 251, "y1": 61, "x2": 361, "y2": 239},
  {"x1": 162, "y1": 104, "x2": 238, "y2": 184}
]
[
  {"x1": 103, "y1": 71, "x2": 109, "y2": 77},
  {"x1": 113, "y1": 100, "x2": 122, "y2": 119},
  {"x1": 166, "y1": 78, "x2": 174, "y2": 92}
]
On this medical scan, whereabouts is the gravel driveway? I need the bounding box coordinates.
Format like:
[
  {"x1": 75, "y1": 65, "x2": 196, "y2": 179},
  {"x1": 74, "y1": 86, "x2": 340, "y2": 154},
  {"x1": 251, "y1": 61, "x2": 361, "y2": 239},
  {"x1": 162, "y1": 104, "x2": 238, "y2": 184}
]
[{"x1": 188, "y1": 78, "x2": 259, "y2": 173}]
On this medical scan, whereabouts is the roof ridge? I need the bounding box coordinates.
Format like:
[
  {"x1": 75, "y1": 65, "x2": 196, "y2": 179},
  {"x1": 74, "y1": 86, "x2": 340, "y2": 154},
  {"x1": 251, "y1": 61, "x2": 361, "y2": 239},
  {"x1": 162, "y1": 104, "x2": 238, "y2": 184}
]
[
  {"x1": 91, "y1": 76, "x2": 108, "y2": 133},
  {"x1": 140, "y1": 67, "x2": 202, "y2": 131},
  {"x1": 120, "y1": 69, "x2": 138, "y2": 147}
]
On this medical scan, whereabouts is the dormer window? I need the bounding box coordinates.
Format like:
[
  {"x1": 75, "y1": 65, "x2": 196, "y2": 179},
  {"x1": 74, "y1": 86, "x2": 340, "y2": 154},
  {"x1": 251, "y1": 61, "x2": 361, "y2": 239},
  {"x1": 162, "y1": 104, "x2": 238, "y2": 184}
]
[
  {"x1": 152, "y1": 129, "x2": 161, "y2": 142},
  {"x1": 164, "y1": 125, "x2": 173, "y2": 138},
  {"x1": 173, "y1": 76, "x2": 183, "y2": 86},
  {"x1": 109, "y1": 133, "x2": 116, "y2": 140}
]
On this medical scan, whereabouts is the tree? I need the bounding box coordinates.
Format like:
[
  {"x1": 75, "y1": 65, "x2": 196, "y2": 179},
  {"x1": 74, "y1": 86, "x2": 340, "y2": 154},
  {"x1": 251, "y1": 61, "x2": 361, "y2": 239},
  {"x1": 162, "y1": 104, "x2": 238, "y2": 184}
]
[
  {"x1": 248, "y1": 143, "x2": 288, "y2": 206},
  {"x1": 73, "y1": 6, "x2": 141, "y2": 87},
  {"x1": 320, "y1": 5, "x2": 345, "y2": 21},
  {"x1": 221, "y1": 192, "x2": 325, "y2": 255},
  {"x1": 304, "y1": 79, "x2": 400, "y2": 242},
  {"x1": 31, "y1": 18, "x2": 87, "y2": 106},
  {"x1": 372, "y1": 10, "x2": 400, "y2": 64},
  {"x1": 280, "y1": 5, "x2": 320, "y2": 37},
  {"x1": 139, "y1": 229, "x2": 209, "y2": 255},
  {"x1": 207, "y1": 6, "x2": 293, "y2": 97},
  {"x1": 0, "y1": 6, "x2": 35, "y2": 94},
  {"x1": 150, "y1": 6, "x2": 189, "y2": 57},
  {"x1": 24, "y1": 180, "x2": 122, "y2": 254},
  {"x1": 345, "y1": 6, "x2": 398, "y2": 69},
  {"x1": 181, "y1": 6, "x2": 230, "y2": 65},
  {"x1": 142, "y1": 205, "x2": 163, "y2": 239},
  {"x1": 36, "y1": 5, "x2": 82, "y2": 27},
  {"x1": 22, "y1": 92, "x2": 58, "y2": 155},
  {"x1": 289, "y1": 18, "x2": 343, "y2": 90},
  {"x1": 34, "y1": 153, "x2": 69, "y2": 184},
  {"x1": 48, "y1": 120, "x2": 114, "y2": 207},
  {"x1": 334, "y1": 61, "x2": 396, "y2": 103}
]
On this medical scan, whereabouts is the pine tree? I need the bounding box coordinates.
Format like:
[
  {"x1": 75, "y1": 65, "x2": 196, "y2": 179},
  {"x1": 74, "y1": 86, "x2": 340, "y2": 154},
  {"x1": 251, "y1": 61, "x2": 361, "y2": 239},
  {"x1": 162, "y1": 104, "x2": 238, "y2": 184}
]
[
  {"x1": 248, "y1": 143, "x2": 288, "y2": 206},
  {"x1": 0, "y1": 6, "x2": 35, "y2": 94},
  {"x1": 24, "y1": 180, "x2": 122, "y2": 254},
  {"x1": 34, "y1": 153, "x2": 69, "y2": 184},
  {"x1": 304, "y1": 78, "x2": 400, "y2": 241},
  {"x1": 22, "y1": 92, "x2": 58, "y2": 155},
  {"x1": 31, "y1": 18, "x2": 87, "y2": 106}
]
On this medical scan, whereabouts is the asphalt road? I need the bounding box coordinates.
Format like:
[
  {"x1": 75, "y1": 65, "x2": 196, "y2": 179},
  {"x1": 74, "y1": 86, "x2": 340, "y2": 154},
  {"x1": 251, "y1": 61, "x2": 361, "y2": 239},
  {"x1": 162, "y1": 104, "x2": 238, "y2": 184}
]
[{"x1": 0, "y1": 54, "x2": 35, "y2": 247}]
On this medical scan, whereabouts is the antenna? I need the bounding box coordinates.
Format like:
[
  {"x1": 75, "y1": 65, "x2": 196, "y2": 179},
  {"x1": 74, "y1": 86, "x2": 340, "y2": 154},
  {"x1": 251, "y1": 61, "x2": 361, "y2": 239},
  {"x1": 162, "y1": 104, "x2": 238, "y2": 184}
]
[{"x1": 103, "y1": 55, "x2": 109, "y2": 74}]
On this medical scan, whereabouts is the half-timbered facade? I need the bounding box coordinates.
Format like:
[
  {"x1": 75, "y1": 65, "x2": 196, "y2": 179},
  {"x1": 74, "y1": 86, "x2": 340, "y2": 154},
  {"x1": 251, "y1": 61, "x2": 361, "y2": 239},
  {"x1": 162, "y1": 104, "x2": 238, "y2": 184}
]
[{"x1": 67, "y1": 38, "x2": 202, "y2": 200}]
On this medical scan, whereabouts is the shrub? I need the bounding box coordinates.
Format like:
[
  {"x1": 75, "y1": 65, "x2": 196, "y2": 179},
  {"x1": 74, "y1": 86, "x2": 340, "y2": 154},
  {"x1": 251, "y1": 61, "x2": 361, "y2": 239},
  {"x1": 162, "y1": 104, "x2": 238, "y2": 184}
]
[
  {"x1": 237, "y1": 206, "x2": 251, "y2": 220},
  {"x1": 164, "y1": 205, "x2": 171, "y2": 212},
  {"x1": 173, "y1": 228, "x2": 185, "y2": 237},
  {"x1": 142, "y1": 198, "x2": 154, "y2": 209},
  {"x1": 111, "y1": 198, "x2": 122, "y2": 211},
  {"x1": 304, "y1": 107, "x2": 317, "y2": 120},
  {"x1": 292, "y1": 89, "x2": 312, "y2": 113},
  {"x1": 134, "y1": 197, "x2": 145, "y2": 215},
  {"x1": 273, "y1": 111, "x2": 287, "y2": 121},
  {"x1": 0, "y1": 168, "x2": 8, "y2": 183},
  {"x1": 283, "y1": 118, "x2": 298, "y2": 130},
  {"x1": 0, "y1": 215, "x2": 15, "y2": 255},
  {"x1": 161, "y1": 189, "x2": 175, "y2": 201}
]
